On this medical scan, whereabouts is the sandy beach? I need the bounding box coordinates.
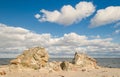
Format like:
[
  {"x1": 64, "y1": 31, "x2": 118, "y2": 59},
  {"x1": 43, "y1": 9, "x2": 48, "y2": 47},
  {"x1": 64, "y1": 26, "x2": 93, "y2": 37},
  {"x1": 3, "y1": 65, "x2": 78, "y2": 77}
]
[{"x1": 0, "y1": 65, "x2": 120, "y2": 77}]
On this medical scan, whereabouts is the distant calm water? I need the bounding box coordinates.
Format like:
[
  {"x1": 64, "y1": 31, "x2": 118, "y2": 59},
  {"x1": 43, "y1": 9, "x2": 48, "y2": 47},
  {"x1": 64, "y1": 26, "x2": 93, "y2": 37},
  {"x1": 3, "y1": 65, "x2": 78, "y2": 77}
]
[{"x1": 0, "y1": 58, "x2": 120, "y2": 68}]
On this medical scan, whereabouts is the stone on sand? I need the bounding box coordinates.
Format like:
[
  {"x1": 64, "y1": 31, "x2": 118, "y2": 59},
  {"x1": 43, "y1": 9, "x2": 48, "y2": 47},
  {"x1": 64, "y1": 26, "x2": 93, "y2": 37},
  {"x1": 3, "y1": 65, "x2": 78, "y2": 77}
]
[
  {"x1": 60, "y1": 61, "x2": 70, "y2": 71},
  {"x1": 72, "y1": 52, "x2": 98, "y2": 69},
  {"x1": 10, "y1": 47, "x2": 49, "y2": 69}
]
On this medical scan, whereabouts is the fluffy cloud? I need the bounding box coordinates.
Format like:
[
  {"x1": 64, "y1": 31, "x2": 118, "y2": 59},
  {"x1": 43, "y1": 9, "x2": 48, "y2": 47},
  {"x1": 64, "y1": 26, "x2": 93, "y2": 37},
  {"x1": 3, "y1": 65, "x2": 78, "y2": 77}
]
[
  {"x1": 35, "y1": 1, "x2": 95, "y2": 25},
  {"x1": 114, "y1": 30, "x2": 120, "y2": 34},
  {"x1": 34, "y1": 14, "x2": 41, "y2": 19},
  {"x1": 0, "y1": 23, "x2": 120, "y2": 58},
  {"x1": 90, "y1": 6, "x2": 120, "y2": 28}
]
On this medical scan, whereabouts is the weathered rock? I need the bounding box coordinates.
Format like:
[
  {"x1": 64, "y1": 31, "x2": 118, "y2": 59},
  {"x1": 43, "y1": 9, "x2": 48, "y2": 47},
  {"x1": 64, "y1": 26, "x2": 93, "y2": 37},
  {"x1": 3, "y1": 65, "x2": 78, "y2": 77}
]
[
  {"x1": 10, "y1": 59, "x2": 21, "y2": 65},
  {"x1": 9, "y1": 47, "x2": 99, "y2": 71},
  {"x1": 47, "y1": 61, "x2": 62, "y2": 71},
  {"x1": 72, "y1": 52, "x2": 98, "y2": 69},
  {"x1": 0, "y1": 70, "x2": 6, "y2": 75},
  {"x1": 10, "y1": 47, "x2": 49, "y2": 69},
  {"x1": 60, "y1": 61, "x2": 70, "y2": 71},
  {"x1": 47, "y1": 61, "x2": 74, "y2": 71}
]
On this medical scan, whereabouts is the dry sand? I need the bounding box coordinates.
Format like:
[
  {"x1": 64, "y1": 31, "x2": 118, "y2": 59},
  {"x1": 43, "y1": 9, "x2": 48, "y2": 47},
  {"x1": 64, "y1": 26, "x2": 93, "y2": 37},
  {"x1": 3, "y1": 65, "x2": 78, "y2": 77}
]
[{"x1": 0, "y1": 65, "x2": 120, "y2": 77}]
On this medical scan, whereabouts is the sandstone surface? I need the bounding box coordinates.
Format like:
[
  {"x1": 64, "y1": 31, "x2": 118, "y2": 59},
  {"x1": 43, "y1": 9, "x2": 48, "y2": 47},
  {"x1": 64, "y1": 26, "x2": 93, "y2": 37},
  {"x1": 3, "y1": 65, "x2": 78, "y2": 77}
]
[
  {"x1": 10, "y1": 47, "x2": 98, "y2": 71},
  {"x1": 72, "y1": 52, "x2": 98, "y2": 69},
  {"x1": 10, "y1": 47, "x2": 49, "y2": 69}
]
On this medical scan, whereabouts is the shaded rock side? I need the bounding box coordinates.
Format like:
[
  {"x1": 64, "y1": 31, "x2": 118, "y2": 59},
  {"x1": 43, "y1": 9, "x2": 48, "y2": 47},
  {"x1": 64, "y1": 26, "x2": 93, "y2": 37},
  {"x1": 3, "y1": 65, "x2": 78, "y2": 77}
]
[
  {"x1": 10, "y1": 47, "x2": 49, "y2": 69},
  {"x1": 72, "y1": 52, "x2": 98, "y2": 69},
  {"x1": 60, "y1": 61, "x2": 70, "y2": 71}
]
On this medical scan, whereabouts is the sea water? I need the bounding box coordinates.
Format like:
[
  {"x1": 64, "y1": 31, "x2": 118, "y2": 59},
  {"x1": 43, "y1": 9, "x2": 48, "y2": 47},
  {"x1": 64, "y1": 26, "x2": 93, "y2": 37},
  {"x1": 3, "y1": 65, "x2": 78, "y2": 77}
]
[{"x1": 0, "y1": 58, "x2": 120, "y2": 68}]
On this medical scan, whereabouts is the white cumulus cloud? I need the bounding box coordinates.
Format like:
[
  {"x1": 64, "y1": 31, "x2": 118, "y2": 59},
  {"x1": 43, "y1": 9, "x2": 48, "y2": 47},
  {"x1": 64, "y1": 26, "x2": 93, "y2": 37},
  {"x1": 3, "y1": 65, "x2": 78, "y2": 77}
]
[
  {"x1": 35, "y1": 1, "x2": 95, "y2": 25},
  {"x1": 0, "y1": 23, "x2": 120, "y2": 58},
  {"x1": 34, "y1": 14, "x2": 41, "y2": 19},
  {"x1": 90, "y1": 6, "x2": 120, "y2": 28}
]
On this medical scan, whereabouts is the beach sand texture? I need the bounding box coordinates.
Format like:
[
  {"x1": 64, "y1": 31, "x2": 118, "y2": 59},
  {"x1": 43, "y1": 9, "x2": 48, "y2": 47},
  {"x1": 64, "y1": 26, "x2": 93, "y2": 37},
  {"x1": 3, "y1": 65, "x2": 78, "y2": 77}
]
[{"x1": 0, "y1": 66, "x2": 120, "y2": 77}]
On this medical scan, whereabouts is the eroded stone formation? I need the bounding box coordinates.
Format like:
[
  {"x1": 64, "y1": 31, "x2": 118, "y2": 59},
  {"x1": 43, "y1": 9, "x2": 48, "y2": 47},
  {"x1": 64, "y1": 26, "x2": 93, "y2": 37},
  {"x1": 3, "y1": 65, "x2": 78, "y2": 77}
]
[
  {"x1": 10, "y1": 47, "x2": 49, "y2": 69},
  {"x1": 72, "y1": 52, "x2": 98, "y2": 69},
  {"x1": 10, "y1": 47, "x2": 98, "y2": 71}
]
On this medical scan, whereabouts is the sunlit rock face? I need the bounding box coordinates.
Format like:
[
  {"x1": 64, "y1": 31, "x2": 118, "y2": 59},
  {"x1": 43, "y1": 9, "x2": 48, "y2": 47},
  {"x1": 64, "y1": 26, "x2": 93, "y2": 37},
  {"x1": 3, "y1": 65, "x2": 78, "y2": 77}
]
[
  {"x1": 10, "y1": 47, "x2": 49, "y2": 69},
  {"x1": 72, "y1": 52, "x2": 98, "y2": 69},
  {"x1": 10, "y1": 47, "x2": 98, "y2": 71}
]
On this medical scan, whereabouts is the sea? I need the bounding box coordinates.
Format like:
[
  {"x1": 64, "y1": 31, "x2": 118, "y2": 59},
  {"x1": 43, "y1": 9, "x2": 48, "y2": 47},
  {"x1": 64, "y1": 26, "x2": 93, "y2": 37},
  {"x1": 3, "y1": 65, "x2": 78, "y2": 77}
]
[{"x1": 0, "y1": 58, "x2": 120, "y2": 68}]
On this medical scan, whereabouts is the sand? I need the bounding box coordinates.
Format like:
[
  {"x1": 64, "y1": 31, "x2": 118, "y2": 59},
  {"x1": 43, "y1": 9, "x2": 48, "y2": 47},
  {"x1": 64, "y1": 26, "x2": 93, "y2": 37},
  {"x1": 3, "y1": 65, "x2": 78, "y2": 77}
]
[{"x1": 0, "y1": 65, "x2": 120, "y2": 77}]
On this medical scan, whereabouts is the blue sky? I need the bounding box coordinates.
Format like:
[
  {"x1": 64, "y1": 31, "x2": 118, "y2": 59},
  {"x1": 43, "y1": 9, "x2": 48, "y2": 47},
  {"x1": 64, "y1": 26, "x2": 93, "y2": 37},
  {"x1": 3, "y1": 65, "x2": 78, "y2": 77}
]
[{"x1": 0, "y1": 0, "x2": 120, "y2": 58}]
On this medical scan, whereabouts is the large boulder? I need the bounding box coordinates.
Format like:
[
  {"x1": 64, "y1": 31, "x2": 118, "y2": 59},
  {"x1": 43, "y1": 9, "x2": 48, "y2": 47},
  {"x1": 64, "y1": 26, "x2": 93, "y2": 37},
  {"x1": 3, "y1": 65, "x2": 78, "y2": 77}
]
[
  {"x1": 10, "y1": 47, "x2": 49, "y2": 69},
  {"x1": 72, "y1": 52, "x2": 98, "y2": 69}
]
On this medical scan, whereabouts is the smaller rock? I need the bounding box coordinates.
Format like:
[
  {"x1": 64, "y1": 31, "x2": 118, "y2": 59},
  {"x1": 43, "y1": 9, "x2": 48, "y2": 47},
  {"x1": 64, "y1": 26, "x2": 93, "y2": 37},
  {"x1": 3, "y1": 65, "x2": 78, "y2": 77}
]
[
  {"x1": 60, "y1": 61, "x2": 70, "y2": 71},
  {"x1": 0, "y1": 70, "x2": 6, "y2": 75},
  {"x1": 47, "y1": 61, "x2": 62, "y2": 71},
  {"x1": 81, "y1": 69, "x2": 86, "y2": 72},
  {"x1": 10, "y1": 59, "x2": 21, "y2": 65}
]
